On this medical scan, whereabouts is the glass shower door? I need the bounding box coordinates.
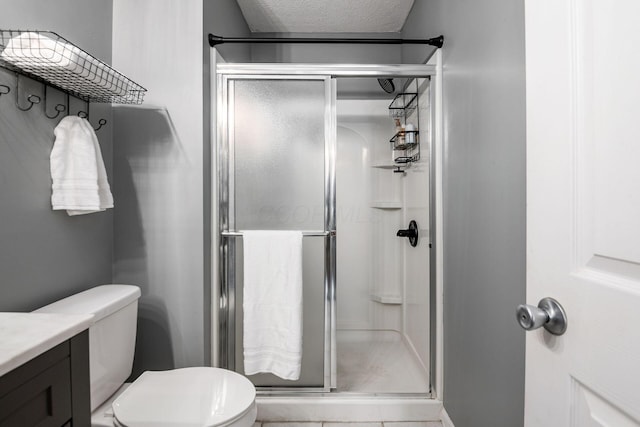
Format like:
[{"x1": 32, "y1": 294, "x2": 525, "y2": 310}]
[{"x1": 219, "y1": 76, "x2": 336, "y2": 389}]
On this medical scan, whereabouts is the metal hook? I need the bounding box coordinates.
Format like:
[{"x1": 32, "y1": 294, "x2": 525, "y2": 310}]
[
  {"x1": 15, "y1": 74, "x2": 41, "y2": 111},
  {"x1": 46, "y1": 103, "x2": 67, "y2": 119},
  {"x1": 63, "y1": 94, "x2": 105, "y2": 131},
  {"x1": 94, "y1": 118, "x2": 107, "y2": 132},
  {"x1": 66, "y1": 94, "x2": 88, "y2": 119},
  {"x1": 0, "y1": 84, "x2": 10, "y2": 96},
  {"x1": 78, "y1": 98, "x2": 90, "y2": 119},
  {"x1": 17, "y1": 93, "x2": 41, "y2": 111},
  {"x1": 44, "y1": 85, "x2": 67, "y2": 119}
]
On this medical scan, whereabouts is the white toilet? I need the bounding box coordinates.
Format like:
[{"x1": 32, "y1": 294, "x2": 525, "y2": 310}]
[{"x1": 35, "y1": 284, "x2": 257, "y2": 427}]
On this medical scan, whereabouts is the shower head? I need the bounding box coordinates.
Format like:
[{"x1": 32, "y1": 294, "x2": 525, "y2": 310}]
[{"x1": 377, "y1": 78, "x2": 395, "y2": 94}]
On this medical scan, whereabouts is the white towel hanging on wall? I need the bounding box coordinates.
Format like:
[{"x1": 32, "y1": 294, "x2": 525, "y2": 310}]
[
  {"x1": 242, "y1": 230, "x2": 303, "y2": 381},
  {"x1": 50, "y1": 115, "x2": 113, "y2": 216}
]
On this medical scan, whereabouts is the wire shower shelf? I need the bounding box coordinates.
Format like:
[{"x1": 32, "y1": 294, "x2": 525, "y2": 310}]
[
  {"x1": 388, "y1": 92, "x2": 417, "y2": 118},
  {"x1": 0, "y1": 30, "x2": 146, "y2": 104}
]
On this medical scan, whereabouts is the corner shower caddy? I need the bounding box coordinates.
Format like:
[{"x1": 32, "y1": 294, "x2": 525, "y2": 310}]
[
  {"x1": 0, "y1": 30, "x2": 146, "y2": 129},
  {"x1": 389, "y1": 91, "x2": 420, "y2": 171}
]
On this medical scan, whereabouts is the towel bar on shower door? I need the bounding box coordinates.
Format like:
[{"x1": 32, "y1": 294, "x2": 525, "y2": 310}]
[{"x1": 221, "y1": 230, "x2": 335, "y2": 237}]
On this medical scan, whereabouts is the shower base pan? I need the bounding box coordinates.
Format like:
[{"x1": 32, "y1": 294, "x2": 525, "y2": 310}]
[
  {"x1": 337, "y1": 329, "x2": 429, "y2": 393},
  {"x1": 256, "y1": 396, "x2": 442, "y2": 422},
  {"x1": 256, "y1": 330, "x2": 437, "y2": 422}
]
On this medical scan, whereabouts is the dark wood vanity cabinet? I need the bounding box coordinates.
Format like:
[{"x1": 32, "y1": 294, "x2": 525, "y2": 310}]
[{"x1": 0, "y1": 331, "x2": 90, "y2": 427}]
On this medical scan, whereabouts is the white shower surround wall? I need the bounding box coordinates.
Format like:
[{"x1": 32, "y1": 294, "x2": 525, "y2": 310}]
[
  {"x1": 336, "y1": 98, "x2": 403, "y2": 332},
  {"x1": 336, "y1": 92, "x2": 431, "y2": 379}
]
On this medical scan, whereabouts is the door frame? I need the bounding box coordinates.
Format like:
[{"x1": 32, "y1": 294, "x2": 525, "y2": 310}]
[
  {"x1": 210, "y1": 58, "x2": 444, "y2": 398},
  {"x1": 218, "y1": 72, "x2": 336, "y2": 391}
]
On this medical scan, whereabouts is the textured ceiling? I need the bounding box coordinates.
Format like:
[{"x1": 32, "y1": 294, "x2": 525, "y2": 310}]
[{"x1": 236, "y1": 0, "x2": 415, "y2": 33}]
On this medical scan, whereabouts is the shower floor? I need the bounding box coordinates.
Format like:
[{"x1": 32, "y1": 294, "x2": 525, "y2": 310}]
[{"x1": 336, "y1": 329, "x2": 430, "y2": 394}]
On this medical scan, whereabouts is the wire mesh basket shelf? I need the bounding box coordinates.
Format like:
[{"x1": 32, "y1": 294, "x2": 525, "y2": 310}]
[
  {"x1": 390, "y1": 130, "x2": 419, "y2": 151},
  {"x1": 0, "y1": 30, "x2": 146, "y2": 104},
  {"x1": 388, "y1": 92, "x2": 417, "y2": 118}
]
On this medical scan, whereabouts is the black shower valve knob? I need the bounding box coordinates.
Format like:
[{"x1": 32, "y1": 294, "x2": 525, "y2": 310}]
[{"x1": 397, "y1": 220, "x2": 419, "y2": 247}]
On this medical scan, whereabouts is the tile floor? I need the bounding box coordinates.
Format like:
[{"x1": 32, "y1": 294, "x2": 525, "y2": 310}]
[{"x1": 255, "y1": 423, "x2": 443, "y2": 427}]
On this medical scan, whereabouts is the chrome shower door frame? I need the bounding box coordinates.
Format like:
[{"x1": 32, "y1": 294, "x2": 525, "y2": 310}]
[
  {"x1": 217, "y1": 70, "x2": 337, "y2": 391},
  {"x1": 213, "y1": 62, "x2": 439, "y2": 395}
]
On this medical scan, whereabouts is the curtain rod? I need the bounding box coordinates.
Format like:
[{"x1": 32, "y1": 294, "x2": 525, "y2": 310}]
[{"x1": 208, "y1": 34, "x2": 444, "y2": 49}]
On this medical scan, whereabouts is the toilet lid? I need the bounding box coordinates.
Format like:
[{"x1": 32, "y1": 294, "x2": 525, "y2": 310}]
[{"x1": 112, "y1": 367, "x2": 256, "y2": 427}]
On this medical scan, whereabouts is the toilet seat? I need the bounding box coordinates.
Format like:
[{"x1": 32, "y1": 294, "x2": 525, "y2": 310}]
[{"x1": 112, "y1": 367, "x2": 256, "y2": 427}]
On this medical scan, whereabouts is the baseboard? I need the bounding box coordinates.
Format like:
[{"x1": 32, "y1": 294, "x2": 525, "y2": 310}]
[{"x1": 441, "y1": 407, "x2": 455, "y2": 427}]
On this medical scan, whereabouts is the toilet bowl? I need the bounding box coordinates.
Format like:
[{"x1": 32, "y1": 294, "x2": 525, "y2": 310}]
[
  {"x1": 92, "y1": 368, "x2": 257, "y2": 427},
  {"x1": 111, "y1": 368, "x2": 256, "y2": 427},
  {"x1": 35, "y1": 284, "x2": 257, "y2": 427}
]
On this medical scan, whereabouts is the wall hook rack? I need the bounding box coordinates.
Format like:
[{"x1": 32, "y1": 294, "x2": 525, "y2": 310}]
[{"x1": 5, "y1": 74, "x2": 109, "y2": 131}]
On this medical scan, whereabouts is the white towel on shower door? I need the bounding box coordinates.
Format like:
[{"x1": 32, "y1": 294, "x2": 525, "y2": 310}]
[{"x1": 242, "y1": 230, "x2": 303, "y2": 381}]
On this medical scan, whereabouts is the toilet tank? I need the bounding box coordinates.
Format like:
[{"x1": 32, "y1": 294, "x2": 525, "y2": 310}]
[{"x1": 34, "y1": 284, "x2": 141, "y2": 412}]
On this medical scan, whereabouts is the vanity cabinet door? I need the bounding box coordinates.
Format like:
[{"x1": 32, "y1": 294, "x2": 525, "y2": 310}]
[
  {"x1": 0, "y1": 331, "x2": 89, "y2": 427},
  {"x1": 0, "y1": 357, "x2": 71, "y2": 426}
]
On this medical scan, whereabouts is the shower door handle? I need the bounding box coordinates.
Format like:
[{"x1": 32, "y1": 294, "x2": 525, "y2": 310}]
[{"x1": 516, "y1": 297, "x2": 568, "y2": 335}]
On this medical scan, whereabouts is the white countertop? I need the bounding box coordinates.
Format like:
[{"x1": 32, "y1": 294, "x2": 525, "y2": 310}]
[{"x1": 0, "y1": 312, "x2": 93, "y2": 377}]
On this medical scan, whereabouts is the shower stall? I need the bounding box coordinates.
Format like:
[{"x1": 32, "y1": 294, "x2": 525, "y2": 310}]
[{"x1": 212, "y1": 61, "x2": 440, "y2": 402}]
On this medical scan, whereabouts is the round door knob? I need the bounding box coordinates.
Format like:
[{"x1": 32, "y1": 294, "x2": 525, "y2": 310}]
[
  {"x1": 516, "y1": 297, "x2": 567, "y2": 336},
  {"x1": 517, "y1": 304, "x2": 549, "y2": 330}
]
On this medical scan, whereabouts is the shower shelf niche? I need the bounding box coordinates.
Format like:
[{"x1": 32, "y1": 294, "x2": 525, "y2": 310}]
[
  {"x1": 372, "y1": 164, "x2": 400, "y2": 169},
  {"x1": 371, "y1": 293, "x2": 402, "y2": 305},
  {"x1": 370, "y1": 201, "x2": 402, "y2": 209}
]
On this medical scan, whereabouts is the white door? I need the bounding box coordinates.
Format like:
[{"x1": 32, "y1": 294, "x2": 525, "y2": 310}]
[{"x1": 525, "y1": 0, "x2": 640, "y2": 425}]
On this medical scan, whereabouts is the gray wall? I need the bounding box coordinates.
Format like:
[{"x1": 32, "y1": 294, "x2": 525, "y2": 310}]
[
  {"x1": 402, "y1": 1, "x2": 527, "y2": 426},
  {"x1": 204, "y1": 0, "x2": 252, "y2": 64},
  {"x1": 0, "y1": 0, "x2": 114, "y2": 311},
  {"x1": 250, "y1": 32, "x2": 401, "y2": 63},
  {"x1": 203, "y1": 1, "x2": 252, "y2": 367},
  {"x1": 112, "y1": 0, "x2": 251, "y2": 376}
]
